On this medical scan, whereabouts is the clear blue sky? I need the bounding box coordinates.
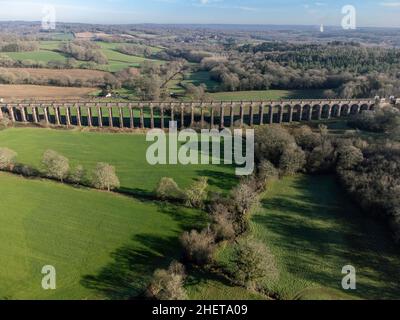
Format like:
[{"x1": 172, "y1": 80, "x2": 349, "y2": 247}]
[{"x1": 0, "y1": 0, "x2": 399, "y2": 27}]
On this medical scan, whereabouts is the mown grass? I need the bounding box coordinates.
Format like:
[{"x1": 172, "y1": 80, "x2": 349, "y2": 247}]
[
  {"x1": 0, "y1": 128, "x2": 237, "y2": 195},
  {"x1": 0, "y1": 172, "x2": 206, "y2": 300},
  {"x1": 248, "y1": 175, "x2": 400, "y2": 300}
]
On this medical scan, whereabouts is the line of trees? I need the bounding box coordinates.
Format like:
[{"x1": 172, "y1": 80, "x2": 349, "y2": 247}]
[
  {"x1": 0, "y1": 67, "x2": 120, "y2": 88},
  {"x1": 116, "y1": 44, "x2": 153, "y2": 58},
  {"x1": 59, "y1": 40, "x2": 108, "y2": 65},
  {"x1": 150, "y1": 157, "x2": 281, "y2": 298},
  {"x1": 0, "y1": 148, "x2": 120, "y2": 192},
  {"x1": 0, "y1": 41, "x2": 39, "y2": 52}
]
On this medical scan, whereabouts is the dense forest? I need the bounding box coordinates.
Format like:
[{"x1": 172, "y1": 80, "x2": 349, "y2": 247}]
[{"x1": 195, "y1": 42, "x2": 400, "y2": 97}]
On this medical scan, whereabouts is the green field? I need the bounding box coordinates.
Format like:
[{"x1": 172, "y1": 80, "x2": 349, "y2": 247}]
[
  {"x1": 0, "y1": 127, "x2": 238, "y2": 300},
  {"x1": 0, "y1": 128, "x2": 237, "y2": 195},
  {"x1": 0, "y1": 172, "x2": 205, "y2": 300},
  {"x1": 208, "y1": 89, "x2": 326, "y2": 101},
  {"x1": 4, "y1": 40, "x2": 165, "y2": 72},
  {"x1": 247, "y1": 175, "x2": 400, "y2": 300},
  {"x1": 4, "y1": 50, "x2": 67, "y2": 63},
  {"x1": 96, "y1": 42, "x2": 164, "y2": 72}
]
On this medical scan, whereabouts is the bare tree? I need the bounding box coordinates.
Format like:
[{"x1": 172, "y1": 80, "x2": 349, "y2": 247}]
[
  {"x1": 180, "y1": 229, "x2": 215, "y2": 266},
  {"x1": 42, "y1": 150, "x2": 69, "y2": 182},
  {"x1": 231, "y1": 238, "x2": 279, "y2": 289},
  {"x1": 0, "y1": 147, "x2": 17, "y2": 171},
  {"x1": 147, "y1": 261, "x2": 187, "y2": 300},
  {"x1": 155, "y1": 177, "x2": 184, "y2": 201},
  {"x1": 91, "y1": 162, "x2": 120, "y2": 192},
  {"x1": 184, "y1": 177, "x2": 208, "y2": 208}
]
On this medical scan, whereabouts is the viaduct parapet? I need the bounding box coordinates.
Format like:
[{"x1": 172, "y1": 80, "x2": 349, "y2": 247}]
[{"x1": 0, "y1": 99, "x2": 377, "y2": 130}]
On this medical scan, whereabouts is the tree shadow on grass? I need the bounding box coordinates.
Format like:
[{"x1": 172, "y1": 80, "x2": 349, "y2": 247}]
[
  {"x1": 253, "y1": 175, "x2": 400, "y2": 299},
  {"x1": 80, "y1": 234, "x2": 181, "y2": 300},
  {"x1": 195, "y1": 169, "x2": 238, "y2": 194},
  {"x1": 80, "y1": 202, "x2": 207, "y2": 300},
  {"x1": 155, "y1": 202, "x2": 207, "y2": 231}
]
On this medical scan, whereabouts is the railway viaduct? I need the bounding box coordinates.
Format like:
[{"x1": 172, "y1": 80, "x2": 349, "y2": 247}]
[{"x1": 0, "y1": 98, "x2": 381, "y2": 130}]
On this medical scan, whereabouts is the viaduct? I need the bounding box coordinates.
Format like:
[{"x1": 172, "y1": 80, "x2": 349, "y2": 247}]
[{"x1": 0, "y1": 98, "x2": 379, "y2": 130}]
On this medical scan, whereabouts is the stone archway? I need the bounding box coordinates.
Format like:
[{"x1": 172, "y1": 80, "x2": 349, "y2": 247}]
[
  {"x1": 360, "y1": 104, "x2": 370, "y2": 112},
  {"x1": 312, "y1": 104, "x2": 322, "y2": 120},
  {"x1": 293, "y1": 104, "x2": 302, "y2": 121},
  {"x1": 331, "y1": 104, "x2": 340, "y2": 117},
  {"x1": 321, "y1": 104, "x2": 331, "y2": 119},
  {"x1": 341, "y1": 104, "x2": 350, "y2": 116},
  {"x1": 282, "y1": 104, "x2": 292, "y2": 123},
  {"x1": 350, "y1": 104, "x2": 360, "y2": 115},
  {"x1": 303, "y1": 104, "x2": 312, "y2": 121}
]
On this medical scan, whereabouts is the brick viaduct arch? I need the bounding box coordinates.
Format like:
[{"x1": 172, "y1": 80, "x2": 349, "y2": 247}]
[{"x1": 0, "y1": 99, "x2": 377, "y2": 130}]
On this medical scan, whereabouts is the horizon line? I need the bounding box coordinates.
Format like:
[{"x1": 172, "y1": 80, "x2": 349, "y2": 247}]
[{"x1": 0, "y1": 20, "x2": 399, "y2": 30}]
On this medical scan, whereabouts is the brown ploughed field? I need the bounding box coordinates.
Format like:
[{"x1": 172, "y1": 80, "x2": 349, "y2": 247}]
[{"x1": 0, "y1": 85, "x2": 97, "y2": 99}]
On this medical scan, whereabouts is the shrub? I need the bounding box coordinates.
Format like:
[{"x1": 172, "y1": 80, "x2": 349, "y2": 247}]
[
  {"x1": 91, "y1": 162, "x2": 120, "y2": 192},
  {"x1": 155, "y1": 177, "x2": 183, "y2": 201},
  {"x1": 147, "y1": 261, "x2": 187, "y2": 300},
  {"x1": 69, "y1": 165, "x2": 86, "y2": 185},
  {"x1": 180, "y1": 229, "x2": 215, "y2": 265},
  {"x1": 337, "y1": 145, "x2": 364, "y2": 170},
  {"x1": 230, "y1": 181, "x2": 260, "y2": 235},
  {"x1": 0, "y1": 117, "x2": 10, "y2": 129},
  {"x1": 184, "y1": 177, "x2": 208, "y2": 208},
  {"x1": 212, "y1": 212, "x2": 236, "y2": 241},
  {"x1": 348, "y1": 107, "x2": 400, "y2": 133},
  {"x1": 306, "y1": 142, "x2": 336, "y2": 173},
  {"x1": 0, "y1": 147, "x2": 17, "y2": 171},
  {"x1": 14, "y1": 164, "x2": 37, "y2": 177},
  {"x1": 257, "y1": 160, "x2": 278, "y2": 183},
  {"x1": 293, "y1": 126, "x2": 320, "y2": 151},
  {"x1": 230, "y1": 238, "x2": 279, "y2": 289},
  {"x1": 255, "y1": 125, "x2": 295, "y2": 165},
  {"x1": 279, "y1": 146, "x2": 306, "y2": 176}
]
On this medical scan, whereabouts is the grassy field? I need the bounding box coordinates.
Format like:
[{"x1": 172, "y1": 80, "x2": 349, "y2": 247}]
[
  {"x1": 185, "y1": 268, "x2": 267, "y2": 300},
  {"x1": 4, "y1": 50, "x2": 67, "y2": 62},
  {"x1": 0, "y1": 128, "x2": 237, "y2": 195},
  {"x1": 96, "y1": 42, "x2": 164, "y2": 72},
  {"x1": 246, "y1": 175, "x2": 400, "y2": 300},
  {"x1": 3, "y1": 40, "x2": 165, "y2": 72},
  {"x1": 0, "y1": 127, "x2": 240, "y2": 300},
  {"x1": 0, "y1": 172, "x2": 206, "y2": 300},
  {"x1": 208, "y1": 89, "x2": 326, "y2": 101}
]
